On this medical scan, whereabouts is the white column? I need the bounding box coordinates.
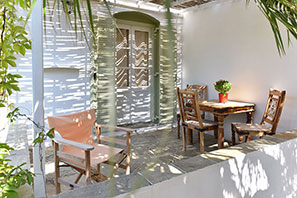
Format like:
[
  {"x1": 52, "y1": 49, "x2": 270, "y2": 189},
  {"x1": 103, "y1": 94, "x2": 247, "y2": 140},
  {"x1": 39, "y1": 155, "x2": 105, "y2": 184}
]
[{"x1": 31, "y1": 0, "x2": 46, "y2": 197}]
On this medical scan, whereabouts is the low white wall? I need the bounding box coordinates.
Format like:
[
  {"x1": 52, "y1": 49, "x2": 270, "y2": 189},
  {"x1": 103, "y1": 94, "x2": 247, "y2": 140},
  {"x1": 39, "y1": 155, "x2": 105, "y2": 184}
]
[
  {"x1": 117, "y1": 137, "x2": 297, "y2": 198},
  {"x1": 182, "y1": 0, "x2": 297, "y2": 140}
]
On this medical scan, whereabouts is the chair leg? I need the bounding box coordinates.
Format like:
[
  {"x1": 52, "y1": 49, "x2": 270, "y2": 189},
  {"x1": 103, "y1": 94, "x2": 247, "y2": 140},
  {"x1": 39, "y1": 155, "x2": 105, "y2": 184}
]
[
  {"x1": 75, "y1": 173, "x2": 83, "y2": 184},
  {"x1": 214, "y1": 116, "x2": 218, "y2": 139},
  {"x1": 182, "y1": 126, "x2": 187, "y2": 151},
  {"x1": 85, "y1": 151, "x2": 92, "y2": 185},
  {"x1": 231, "y1": 124, "x2": 236, "y2": 146},
  {"x1": 125, "y1": 158, "x2": 130, "y2": 175},
  {"x1": 199, "y1": 132, "x2": 204, "y2": 154},
  {"x1": 245, "y1": 136, "x2": 251, "y2": 143},
  {"x1": 126, "y1": 132, "x2": 131, "y2": 175},
  {"x1": 177, "y1": 114, "x2": 181, "y2": 139},
  {"x1": 187, "y1": 128, "x2": 193, "y2": 145},
  {"x1": 54, "y1": 143, "x2": 61, "y2": 194},
  {"x1": 97, "y1": 164, "x2": 101, "y2": 174},
  {"x1": 238, "y1": 135, "x2": 244, "y2": 144}
]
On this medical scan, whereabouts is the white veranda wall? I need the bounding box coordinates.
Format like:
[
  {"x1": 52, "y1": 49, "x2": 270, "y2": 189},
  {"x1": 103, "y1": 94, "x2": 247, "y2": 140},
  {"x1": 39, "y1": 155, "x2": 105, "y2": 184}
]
[
  {"x1": 117, "y1": 137, "x2": 297, "y2": 198},
  {"x1": 182, "y1": 0, "x2": 297, "y2": 140}
]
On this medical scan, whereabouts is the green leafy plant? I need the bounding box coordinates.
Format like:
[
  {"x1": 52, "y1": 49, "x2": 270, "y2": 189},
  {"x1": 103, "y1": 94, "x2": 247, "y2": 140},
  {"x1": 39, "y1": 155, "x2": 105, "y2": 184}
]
[
  {"x1": 0, "y1": 1, "x2": 46, "y2": 197},
  {"x1": 214, "y1": 80, "x2": 232, "y2": 96},
  {"x1": 0, "y1": 144, "x2": 34, "y2": 198},
  {"x1": 0, "y1": 0, "x2": 31, "y2": 108}
]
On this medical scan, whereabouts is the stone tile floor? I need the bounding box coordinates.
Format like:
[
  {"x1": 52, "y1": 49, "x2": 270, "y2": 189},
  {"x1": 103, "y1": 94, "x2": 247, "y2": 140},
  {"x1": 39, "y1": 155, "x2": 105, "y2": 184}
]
[
  {"x1": 6, "y1": 123, "x2": 297, "y2": 197},
  {"x1": 45, "y1": 127, "x2": 227, "y2": 197}
]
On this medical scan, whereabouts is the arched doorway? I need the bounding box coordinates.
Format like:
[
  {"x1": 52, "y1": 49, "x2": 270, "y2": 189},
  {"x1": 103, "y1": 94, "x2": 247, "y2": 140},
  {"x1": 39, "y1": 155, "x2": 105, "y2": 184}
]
[{"x1": 114, "y1": 12, "x2": 160, "y2": 125}]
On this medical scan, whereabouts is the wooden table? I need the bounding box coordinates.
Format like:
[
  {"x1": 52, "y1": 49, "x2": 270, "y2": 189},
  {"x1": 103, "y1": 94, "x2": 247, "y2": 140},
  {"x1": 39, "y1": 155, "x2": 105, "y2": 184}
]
[{"x1": 191, "y1": 100, "x2": 255, "y2": 149}]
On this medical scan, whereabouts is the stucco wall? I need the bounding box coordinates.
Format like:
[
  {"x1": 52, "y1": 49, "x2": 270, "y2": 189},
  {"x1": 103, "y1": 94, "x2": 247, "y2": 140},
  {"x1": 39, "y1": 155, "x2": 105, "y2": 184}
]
[
  {"x1": 182, "y1": 0, "x2": 297, "y2": 141},
  {"x1": 9, "y1": 1, "x2": 172, "y2": 130}
]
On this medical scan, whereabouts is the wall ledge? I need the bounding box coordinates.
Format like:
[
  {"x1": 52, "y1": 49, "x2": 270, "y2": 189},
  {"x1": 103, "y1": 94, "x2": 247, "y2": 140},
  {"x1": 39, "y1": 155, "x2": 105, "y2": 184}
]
[{"x1": 51, "y1": 130, "x2": 297, "y2": 198}]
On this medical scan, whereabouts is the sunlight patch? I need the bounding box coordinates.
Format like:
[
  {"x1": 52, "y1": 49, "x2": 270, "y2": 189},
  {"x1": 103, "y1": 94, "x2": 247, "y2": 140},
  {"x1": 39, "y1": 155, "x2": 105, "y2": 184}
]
[
  {"x1": 229, "y1": 157, "x2": 269, "y2": 197},
  {"x1": 183, "y1": 176, "x2": 187, "y2": 184},
  {"x1": 220, "y1": 167, "x2": 224, "y2": 177}
]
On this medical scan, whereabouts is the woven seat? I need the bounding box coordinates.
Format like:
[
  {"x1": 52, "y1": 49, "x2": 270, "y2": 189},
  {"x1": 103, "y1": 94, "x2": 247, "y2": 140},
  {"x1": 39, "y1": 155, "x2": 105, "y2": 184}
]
[
  {"x1": 232, "y1": 123, "x2": 271, "y2": 134},
  {"x1": 184, "y1": 119, "x2": 218, "y2": 130},
  {"x1": 231, "y1": 89, "x2": 286, "y2": 144}
]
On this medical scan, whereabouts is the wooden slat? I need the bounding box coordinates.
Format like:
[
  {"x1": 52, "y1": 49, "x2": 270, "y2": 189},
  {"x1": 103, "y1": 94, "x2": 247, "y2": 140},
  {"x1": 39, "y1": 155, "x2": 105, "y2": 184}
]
[
  {"x1": 269, "y1": 89, "x2": 282, "y2": 96},
  {"x1": 262, "y1": 117, "x2": 274, "y2": 125},
  {"x1": 184, "y1": 107, "x2": 193, "y2": 111},
  {"x1": 184, "y1": 112, "x2": 197, "y2": 118},
  {"x1": 57, "y1": 151, "x2": 85, "y2": 165},
  {"x1": 181, "y1": 95, "x2": 195, "y2": 100},
  {"x1": 59, "y1": 159, "x2": 85, "y2": 171}
]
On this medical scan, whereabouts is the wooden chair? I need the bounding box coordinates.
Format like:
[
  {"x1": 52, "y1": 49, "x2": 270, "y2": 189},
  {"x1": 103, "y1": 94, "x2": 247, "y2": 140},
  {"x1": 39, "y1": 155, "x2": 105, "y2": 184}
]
[
  {"x1": 231, "y1": 89, "x2": 286, "y2": 145},
  {"x1": 48, "y1": 109, "x2": 135, "y2": 194},
  {"x1": 177, "y1": 85, "x2": 207, "y2": 139},
  {"x1": 177, "y1": 88, "x2": 217, "y2": 154}
]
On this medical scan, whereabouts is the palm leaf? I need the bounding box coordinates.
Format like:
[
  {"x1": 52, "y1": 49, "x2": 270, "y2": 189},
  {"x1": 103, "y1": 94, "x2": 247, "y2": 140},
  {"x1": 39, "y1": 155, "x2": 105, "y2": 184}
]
[{"x1": 253, "y1": 0, "x2": 297, "y2": 55}]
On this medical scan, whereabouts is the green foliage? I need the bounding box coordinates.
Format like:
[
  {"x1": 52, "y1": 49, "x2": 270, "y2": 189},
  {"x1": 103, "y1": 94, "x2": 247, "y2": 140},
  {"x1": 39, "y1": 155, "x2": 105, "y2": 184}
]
[
  {"x1": 252, "y1": 0, "x2": 297, "y2": 55},
  {"x1": 6, "y1": 107, "x2": 19, "y2": 123},
  {"x1": 0, "y1": 0, "x2": 31, "y2": 108},
  {"x1": 0, "y1": 1, "x2": 36, "y2": 197},
  {"x1": 33, "y1": 128, "x2": 54, "y2": 146},
  {"x1": 214, "y1": 80, "x2": 232, "y2": 96},
  {"x1": 0, "y1": 144, "x2": 34, "y2": 198}
]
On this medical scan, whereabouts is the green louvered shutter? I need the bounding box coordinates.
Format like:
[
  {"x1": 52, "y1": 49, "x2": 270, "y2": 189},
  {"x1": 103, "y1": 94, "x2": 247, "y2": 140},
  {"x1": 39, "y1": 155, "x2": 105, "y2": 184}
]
[
  {"x1": 159, "y1": 26, "x2": 178, "y2": 125},
  {"x1": 90, "y1": 16, "x2": 116, "y2": 125}
]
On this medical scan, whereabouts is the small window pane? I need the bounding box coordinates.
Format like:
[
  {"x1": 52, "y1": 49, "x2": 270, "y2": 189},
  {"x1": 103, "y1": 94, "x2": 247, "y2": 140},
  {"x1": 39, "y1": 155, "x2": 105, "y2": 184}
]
[
  {"x1": 117, "y1": 69, "x2": 129, "y2": 87},
  {"x1": 135, "y1": 31, "x2": 148, "y2": 49},
  {"x1": 116, "y1": 28, "x2": 129, "y2": 47},
  {"x1": 135, "y1": 49, "x2": 148, "y2": 67},
  {"x1": 116, "y1": 49, "x2": 129, "y2": 67},
  {"x1": 135, "y1": 69, "x2": 148, "y2": 87}
]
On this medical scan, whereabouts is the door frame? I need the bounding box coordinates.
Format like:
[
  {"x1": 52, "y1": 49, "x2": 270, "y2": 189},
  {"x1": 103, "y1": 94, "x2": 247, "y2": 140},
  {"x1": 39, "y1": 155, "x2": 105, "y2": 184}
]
[{"x1": 116, "y1": 20, "x2": 155, "y2": 124}]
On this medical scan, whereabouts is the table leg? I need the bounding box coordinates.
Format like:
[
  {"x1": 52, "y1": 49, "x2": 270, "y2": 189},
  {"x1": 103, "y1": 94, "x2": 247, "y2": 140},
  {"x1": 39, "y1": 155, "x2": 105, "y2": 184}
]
[
  {"x1": 214, "y1": 115, "x2": 218, "y2": 139},
  {"x1": 187, "y1": 128, "x2": 193, "y2": 145},
  {"x1": 218, "y1": 115, "x2": 225, "y2": 149},
  {"x1": 247, "y1": 111, "x2": 254, "y2": 123}
]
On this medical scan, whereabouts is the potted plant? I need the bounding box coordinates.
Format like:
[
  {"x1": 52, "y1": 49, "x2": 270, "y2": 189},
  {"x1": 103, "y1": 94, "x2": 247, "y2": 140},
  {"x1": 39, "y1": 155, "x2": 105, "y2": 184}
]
[{"x1": 214, "y1": 80, "x2": 232, "y2": 103}]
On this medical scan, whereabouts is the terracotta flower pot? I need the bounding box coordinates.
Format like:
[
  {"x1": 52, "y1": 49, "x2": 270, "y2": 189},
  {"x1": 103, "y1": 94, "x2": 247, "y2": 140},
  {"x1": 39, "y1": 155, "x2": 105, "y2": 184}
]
[{"x1": 219, "y1": 93, "x2": 228, "y2": 103}]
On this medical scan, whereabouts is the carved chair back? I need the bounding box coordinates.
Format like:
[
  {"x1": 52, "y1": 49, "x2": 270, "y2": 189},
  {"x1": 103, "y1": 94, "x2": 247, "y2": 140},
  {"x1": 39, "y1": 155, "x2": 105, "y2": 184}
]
[
  {"x1": 186, "y1": 84, "x2": 208, "y2": 101},
  {"x1": 260, "y1": 89, "x2": 286, "y2": 133},
  {"x1": 177, "y1": 88, "x2": 204, "y2": 128}
]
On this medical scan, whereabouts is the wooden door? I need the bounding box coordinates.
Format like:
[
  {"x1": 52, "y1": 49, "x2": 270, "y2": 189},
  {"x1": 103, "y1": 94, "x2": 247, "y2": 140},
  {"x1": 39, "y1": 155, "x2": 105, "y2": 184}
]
[{"x1": 116, "y1": 25, "x2": 152, "y2": 124}]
